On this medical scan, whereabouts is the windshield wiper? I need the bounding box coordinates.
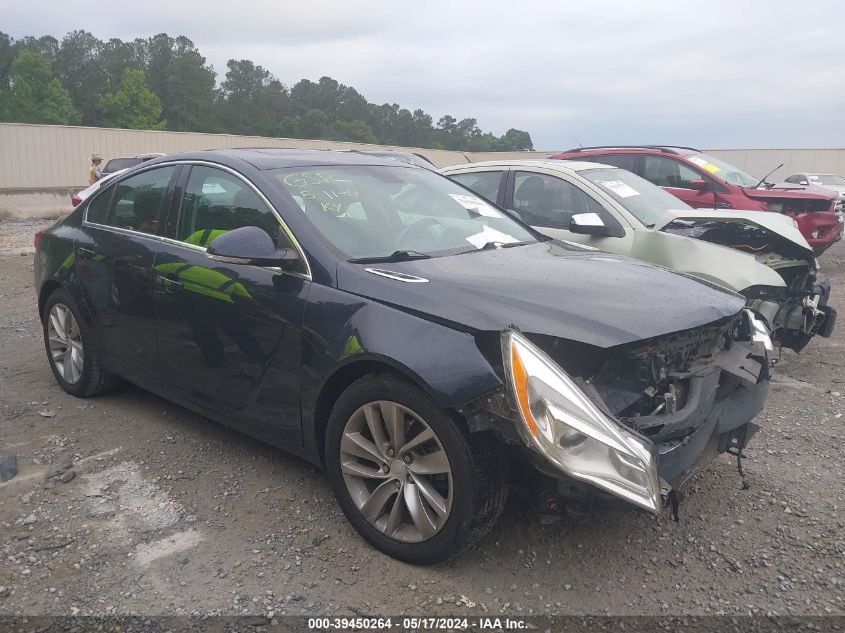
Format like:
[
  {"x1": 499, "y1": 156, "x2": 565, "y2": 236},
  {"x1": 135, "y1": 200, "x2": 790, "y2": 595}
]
[
  {"x1": 348, "y1": 250, "x2": 432, "y2": 264},
  {"x1": 501, "y1": 240, "x2": 533, "y2": 248},
  {"x1": 753, "y1": 163, "x2": 784, "y2": 189},
  {"x1": 455, "y1": 240, "x2": 534, "y2": 255}
]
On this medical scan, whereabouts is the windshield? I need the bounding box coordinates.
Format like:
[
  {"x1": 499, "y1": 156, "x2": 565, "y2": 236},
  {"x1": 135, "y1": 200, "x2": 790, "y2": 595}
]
[
  {"x1": 809, "y1": 174, "x2": 845, "y2": 186},
  {"x1": 686, "y1": 153, "x2": 760, "y2": 188},
  {"x1": 270, "y1": 165, "x2": 536, "y2": 259},
  {"x1": 580, "y1": 167, "x2": 691, "y2": 227}
]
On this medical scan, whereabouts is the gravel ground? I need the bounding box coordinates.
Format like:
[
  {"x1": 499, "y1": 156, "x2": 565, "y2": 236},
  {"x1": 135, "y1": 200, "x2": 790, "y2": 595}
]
[{"x1": 0, "y1": 217, "x2": 843, "y2": 618}]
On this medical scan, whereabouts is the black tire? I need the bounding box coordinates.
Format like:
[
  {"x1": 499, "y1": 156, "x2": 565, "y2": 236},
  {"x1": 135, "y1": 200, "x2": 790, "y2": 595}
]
[
  {"x1": 42, "y1": 287, "x2": 122, "y2": 397},
  {"x1": 325, "y1": 372, "x2": 508, "y2": 564}
]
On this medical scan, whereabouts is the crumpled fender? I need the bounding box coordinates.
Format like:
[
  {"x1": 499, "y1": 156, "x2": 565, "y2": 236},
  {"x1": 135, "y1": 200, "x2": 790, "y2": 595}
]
[{"x1": 630, "y1": 231, "x2": 786, "y2": 293}]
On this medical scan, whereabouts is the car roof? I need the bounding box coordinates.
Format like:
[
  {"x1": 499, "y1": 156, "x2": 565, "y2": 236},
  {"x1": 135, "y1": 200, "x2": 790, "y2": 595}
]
[
  {"x1": 555, "y1": 146, "x2": 701, "y2": 157},
  {"x1": 145, "y1": 148, "x2": 419, "y2": 170},
  {"x1": 445, "y1": 159, "x2": 616, "y2": 173}
]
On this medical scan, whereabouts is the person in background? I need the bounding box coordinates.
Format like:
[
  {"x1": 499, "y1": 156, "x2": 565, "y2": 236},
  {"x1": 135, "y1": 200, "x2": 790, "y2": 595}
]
[{"x1": 88, "y1": 153, "x2": 103, "y2": 185}]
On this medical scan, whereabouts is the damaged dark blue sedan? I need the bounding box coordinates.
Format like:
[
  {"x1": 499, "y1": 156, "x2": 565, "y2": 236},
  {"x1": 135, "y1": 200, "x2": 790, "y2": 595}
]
[{"x1": 34, "y1": 149, "x2": 771, "y2": 563}]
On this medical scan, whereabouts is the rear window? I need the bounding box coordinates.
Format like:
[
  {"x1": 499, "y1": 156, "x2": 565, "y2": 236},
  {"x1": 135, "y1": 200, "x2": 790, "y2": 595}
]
[
  {"x1": 98, "y1": 166, "x2": 177, "y2": 235},
  {"x1": 578, "y1": 154, "x2": 637, "y2": 171}
]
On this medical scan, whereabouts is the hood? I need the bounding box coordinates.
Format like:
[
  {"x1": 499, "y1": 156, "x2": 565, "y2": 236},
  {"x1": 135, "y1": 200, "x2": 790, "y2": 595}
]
[
  {"x1": 652, "y1": 209, "x2": 815, "y2": 260},
  {"x1": 743, "y1": 183, "x2": 836, "y2": 201},
  {"x1": 336, "y1": 242, "x2": 745, "y2": 349}
]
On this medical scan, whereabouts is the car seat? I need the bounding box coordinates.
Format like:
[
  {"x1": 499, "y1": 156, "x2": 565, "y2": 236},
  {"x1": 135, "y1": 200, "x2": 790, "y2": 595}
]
[
  {"x1": 132, "y1": 188, "x2": 163, "y2": 233},
  {"x1": 514, "y1": 175, "x2": 546, "y2": 224}
]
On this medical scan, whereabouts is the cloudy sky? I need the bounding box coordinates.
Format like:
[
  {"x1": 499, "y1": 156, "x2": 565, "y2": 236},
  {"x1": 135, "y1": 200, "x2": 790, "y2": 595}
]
[{"x1": 4, "y1": 0, "x2": 843, "y2": 149}]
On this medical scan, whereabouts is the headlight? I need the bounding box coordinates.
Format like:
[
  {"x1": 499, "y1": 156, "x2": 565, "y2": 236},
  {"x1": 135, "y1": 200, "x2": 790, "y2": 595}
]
[
  {"x1": 744, "y1": 309, "x2": 774, "y2": 352},
  {"x1": 502, "y1": 331, "x2": 661, "y2": 513}
]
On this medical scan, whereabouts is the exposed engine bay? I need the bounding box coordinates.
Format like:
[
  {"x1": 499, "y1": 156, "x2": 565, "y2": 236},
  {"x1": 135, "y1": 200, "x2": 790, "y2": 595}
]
[
  {"x1": 588, "y1": 313, "x2": 764, "y2": 439},
  {"x1": 464, "y1": 312, "x2": 770, "y2": 520},
  {"x1": 661, "y1": 218, "x2": 835, "y2": 351}
]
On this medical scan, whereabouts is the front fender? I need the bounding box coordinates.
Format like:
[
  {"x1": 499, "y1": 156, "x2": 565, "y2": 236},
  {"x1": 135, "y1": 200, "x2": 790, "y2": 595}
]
[{"x1": 300, "y1": 284, "x2": 503, "y2": 454}]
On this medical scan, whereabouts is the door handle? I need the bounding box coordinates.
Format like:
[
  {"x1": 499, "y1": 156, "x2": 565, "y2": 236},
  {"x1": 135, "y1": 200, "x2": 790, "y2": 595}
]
[{"x1": 157, "y1": 275, "x2": 183, "y2": 294}]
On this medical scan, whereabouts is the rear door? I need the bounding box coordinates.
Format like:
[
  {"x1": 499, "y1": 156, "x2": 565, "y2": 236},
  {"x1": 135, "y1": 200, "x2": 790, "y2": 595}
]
[
  {"x1": 447, "y1": 170, "x2": 507, "y2": 206},
  {"x1": 77, "y1": 164, "x2": 180, "y2": 387},
  {"x1": 153, "y1": 163, "x2": 310, "y2": 446}
]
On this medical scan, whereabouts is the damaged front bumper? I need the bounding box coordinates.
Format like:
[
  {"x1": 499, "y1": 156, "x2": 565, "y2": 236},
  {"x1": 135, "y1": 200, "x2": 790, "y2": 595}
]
[
  {"x1": 488, "y1": 312, "x2": 772, "y2": 518},
  {"x1": 745, "y1": 278, "x2": 836, "y2": 351}
]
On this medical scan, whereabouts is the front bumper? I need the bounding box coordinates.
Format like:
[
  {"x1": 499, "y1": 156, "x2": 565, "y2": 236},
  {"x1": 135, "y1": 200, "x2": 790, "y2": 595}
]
[
  {"x1": 795, "y1": 211, "x2": 843, "y2": 254},
  {"x1": 654, "y1": 372, "x2": 768, "y2": 487},
  {"x1": 746, "y1": 277, "x2": 835, "y2": 352},
  {"x1": 532, "y1": 340, "x2": 771, "y2": 513}
]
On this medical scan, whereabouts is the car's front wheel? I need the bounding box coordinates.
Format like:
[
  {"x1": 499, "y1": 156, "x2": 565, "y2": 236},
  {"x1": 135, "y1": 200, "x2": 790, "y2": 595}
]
[{"x1": 325, "y1": 373, "x2": 507, "y2": 564}]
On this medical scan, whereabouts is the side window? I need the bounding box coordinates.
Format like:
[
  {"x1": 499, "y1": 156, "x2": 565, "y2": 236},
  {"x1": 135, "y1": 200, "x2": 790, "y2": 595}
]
[
  {"x1": 642, "y1": 156, "x2": 701, "y2": 189},
  {"x1": 86, "y1": 188, "x2": 113, "y2": 225},
  {"x1": 585, "y1": 154, "x2": 637, "y2": 171},
  {"x1": 101, "y1": 166, "x2": 177, "y2": 235},
  {"x1": 176, "y1": 165, "x2": 293, "y2": 252},
  {"x1": 448, "y1": 171, "x2": 504, "y2": 204},
  {"x1": 512, "y1": 171, "x2": 605, "y2": 229}
]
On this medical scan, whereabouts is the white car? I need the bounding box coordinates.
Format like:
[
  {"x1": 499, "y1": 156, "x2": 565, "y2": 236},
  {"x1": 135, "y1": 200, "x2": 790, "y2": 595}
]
[
  {"x1": 71, "y1": 168, "x2": 127, "y2": 207},
  {"x1": 784, "y1": 172, "x2": 845, "y2": 218},
  {"x1": 442, "y1": 160, "x2": 836, "y2": 352}
]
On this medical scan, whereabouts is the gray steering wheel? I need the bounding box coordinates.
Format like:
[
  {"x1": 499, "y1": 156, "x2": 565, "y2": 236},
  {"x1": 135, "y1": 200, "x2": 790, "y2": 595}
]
[{"x1": 396, "y1": 217, "x2": 443, "y2": 247}]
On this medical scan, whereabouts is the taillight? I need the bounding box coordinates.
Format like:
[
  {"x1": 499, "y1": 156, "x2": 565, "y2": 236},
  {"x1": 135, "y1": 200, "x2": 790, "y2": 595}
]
[
  {"x1": 34, "y1": 230, "x2": 44, "y2": 249},
  {"x1": 71, "y1": 194, "x2": 82, "y2": 207}
]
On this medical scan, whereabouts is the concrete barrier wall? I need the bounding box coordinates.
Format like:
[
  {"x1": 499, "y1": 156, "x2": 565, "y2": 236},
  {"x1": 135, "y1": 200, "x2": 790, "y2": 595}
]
[
  {"x1": 2, "y1": 122, "x2": 844, "y2": 219},
  {"x1": 705, "y1": 149, "x2": 845, "y2": 182}
]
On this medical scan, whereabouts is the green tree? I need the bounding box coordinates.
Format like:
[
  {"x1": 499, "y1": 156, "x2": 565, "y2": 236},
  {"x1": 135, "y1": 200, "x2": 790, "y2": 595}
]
[
  {"x1": 0, "y1": 30, "x2": 538, "y2": 150},
  {"x1": 143, "y1": 34, "x2": 216, "y2": 132},
  {"x1": 0, "y1": 31, "x2": 14, "y2": 88},
  {"x1": 335, "y1": 119, "x2": 378, "y2": 143},
  {"x1": 500, "y1": 128, "x2": 534, "y2": 151},
  {"x1": 99, "y1": 68, "x2": 165, "y2": 129},
  {"x1": 52, "y1": 30, "x2": 105, "y2": 125},
  {"x1": 220, "y1": 58, "x2": 286, "y2": 135},
  {"x1": 3, "y1": 49, "x2": 80, "y2": 124}
]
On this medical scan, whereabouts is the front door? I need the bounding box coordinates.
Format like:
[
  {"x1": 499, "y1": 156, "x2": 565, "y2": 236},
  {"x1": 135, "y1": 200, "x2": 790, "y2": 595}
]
[
  {"x1": 640, "y1": 155, "x2": 717, "y2": 208},
  {"x1": 504, "y1": 170, "x2": 632, "y2": 253},
  {"x1": 77, "y1": 165, "x2": 180, "y2": 387},
  {"x1": 153, "y1": 164, "x2": 310, "y2": 445}
]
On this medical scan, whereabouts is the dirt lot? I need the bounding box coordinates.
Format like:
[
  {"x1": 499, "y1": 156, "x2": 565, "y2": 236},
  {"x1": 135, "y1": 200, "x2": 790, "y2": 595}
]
[{"x1": 0, "y1": 217, "x2": 843, "y2": 619}]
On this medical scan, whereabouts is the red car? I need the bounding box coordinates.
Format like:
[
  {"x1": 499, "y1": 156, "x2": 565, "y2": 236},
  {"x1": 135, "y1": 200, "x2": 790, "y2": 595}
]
[{"x1": 549, "y1": 146, "x2": 842, "y2": 254}]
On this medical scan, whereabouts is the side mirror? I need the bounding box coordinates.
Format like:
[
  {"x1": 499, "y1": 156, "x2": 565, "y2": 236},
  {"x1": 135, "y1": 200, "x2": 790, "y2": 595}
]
[
  {"x1": 570, "y1": 212, "x2": 611, "y2": 236},
  {"x1": 688, "y1": 179, "x2": 709, "y2": 191},
  {"x1": 799, "y1": 180, "x2": 809, "y2": 186},
  {"x1": 207, "y1": 226, "x2": 300, "y2": 268}
]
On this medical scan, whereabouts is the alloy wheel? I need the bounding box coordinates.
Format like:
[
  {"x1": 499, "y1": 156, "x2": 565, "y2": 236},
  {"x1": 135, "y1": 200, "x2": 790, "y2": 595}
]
[
  {"x1": 47, "y1": 303, "x2": 84, "y2": 384},
  {"x1": 340, "y1": 400, "x2": 453, "y2": 542}
]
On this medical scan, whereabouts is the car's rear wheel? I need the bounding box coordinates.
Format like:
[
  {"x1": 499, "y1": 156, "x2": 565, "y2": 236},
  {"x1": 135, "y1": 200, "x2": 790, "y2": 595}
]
[
  {"x1": 42, "y1": 288, "x2": 121, "y2": 397},
  {"x1": 325, "y1": 373, "x2": 507, "y2": 564}
]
